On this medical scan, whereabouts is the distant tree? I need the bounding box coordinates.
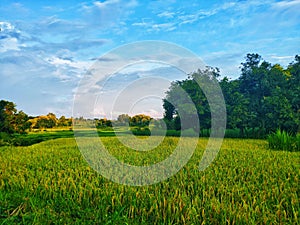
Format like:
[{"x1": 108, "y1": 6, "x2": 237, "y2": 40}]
[
  {"x1": 31, "y1": 113, "x2": 58, "y2": 130},
  {"x1": 46, "y1": 113, "x2": 57, "y2": 128},
  {"x1": 67, "y1": 117, "x2": 73, "y2": 126},
  {"x1": 130, "y1": 114, "x2": 152, "y2": 127},
  {"x1": 14, "y1": 111, "x2": 31, "y2": 134},
  {"x1": 95, "y1": 118, "x2": 112, "y2": 128},
  {"x1": 58, "y1": 116, "x2": 68, "y2": 127},
  {"x1": 117, "y1": 114, "x2": 131, "y2": 125}
]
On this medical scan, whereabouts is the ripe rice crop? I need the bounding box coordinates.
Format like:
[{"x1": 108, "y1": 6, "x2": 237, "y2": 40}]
[{"x1": 0, "y1": 137, "x2": 299, "y2": 224}]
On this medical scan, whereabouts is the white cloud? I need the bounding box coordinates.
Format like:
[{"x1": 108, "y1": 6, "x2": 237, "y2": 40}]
[
  {"x1": 178, "y1": 2, "x2": 238, "y2": 25},
  {"x1": 80, "y1": 0, "x2": 138, "y2": 29},
  {"x1": 151, "y1": 23, "x2": 176, "y2": 32},
  {"x1": 273, "y1": 0, "x2": 300, "y2": 8},
  {"x1": 267, "y1": 54, "x2": 295, "y2": 66},
  {"x1": 94, "y1": 0, "x2": 120, "y2": 9},
  {"x1": 132, "y1": 18, "x2": 176, "y2": 32},
  {"x1": 0, "y1": 21, "x2": 15, "y2": 31},
  {"x1": 46, "y1": 56, "x2": 91, "y2": 81},
  {"x1": 157, "y1": 11, "x2": 175, "y2": 18},
  {"x1": 0, "y1": 37, "x2": 21, "y2": 52}
]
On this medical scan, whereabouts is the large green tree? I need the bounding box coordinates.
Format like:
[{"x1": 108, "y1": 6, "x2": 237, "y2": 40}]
[
  {"x1": 163, "y1": 67, "x2": 220, "y2": 132},
  {"x1": 0, "y1": 100, "x2": 30, "y2": 134},
  {"x1": 286, "y1": 55, "x2": 300, "y2": 132},
  {"x1": 220, "y1": 78, "x2": 251, "y2": 136}
]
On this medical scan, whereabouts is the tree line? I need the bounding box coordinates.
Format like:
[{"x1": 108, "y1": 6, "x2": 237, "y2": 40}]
[
  {"x1": 0, "y1": 101, "x2": 154, "y2": 134},
  {"x1": 163, "y1": 53, "x2": 299, "y2": 137},
  {"x1": 0, "y1": 101, "x2": 73, "y2": 134}
]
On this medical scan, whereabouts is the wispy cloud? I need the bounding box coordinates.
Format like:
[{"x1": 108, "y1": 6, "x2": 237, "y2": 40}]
[
  {"x1": 157, "y1": 11, "x2": 176, "y2": 18},
  {"x1": 273, "y1": 0, "x2": 300, "y2": 8}
]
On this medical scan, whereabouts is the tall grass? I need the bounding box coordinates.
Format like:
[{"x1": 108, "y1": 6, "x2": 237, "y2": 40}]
[
  {"x1": 268, "y1": 129, "x2": 300, "y2": 151},
  {"x1": 0, "y1": 137, "x2": 299, "y2": 224}
]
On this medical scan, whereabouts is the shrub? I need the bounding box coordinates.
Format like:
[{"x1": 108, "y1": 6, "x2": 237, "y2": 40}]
[
  {"x1": 267, "y1": 130, "x2": 299, "y2": 151},
  {"x1": 165, "y1": 130, "x2": 180, "y2": 137},
  {"x1": 131, "y1": 127, "x2": 151, "y2": 136},
  {"x1": 0, "y1": 132, "x2": 11, "y2": 146}
]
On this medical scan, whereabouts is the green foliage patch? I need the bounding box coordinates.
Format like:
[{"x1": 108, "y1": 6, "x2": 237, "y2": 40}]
[{"x1": 268, "y1": 130, "x2": 300, "y2": 151}]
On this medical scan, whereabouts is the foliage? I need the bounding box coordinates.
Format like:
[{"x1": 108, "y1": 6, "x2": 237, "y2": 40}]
[
  {"x1": 267, "y1": 129, "x2": 299, "y2": 151},
  {"x1": 116, "y1": 114, "x2": 131, "y2": 125},
  {"x1": 95, "y1": 118, "x2": 112, "y2": 128},
  {"x1": 130, "y1": 127, "x2": 151, "y2": 136},
  {"x1": 130, "y1": 114, "x2": 152, "y2": 127},
  {"x1": 163, "y1": 67, "x2": 219, "y2": 132},
  {"x1": 57, "y1": 116, "x2": 72, "y2": 127},
  {"x1": 163, "y1": 54, "x2": 300, "y2": 137},
  {"x1": 0, "y1": 100, "x2": 31, "y2": 134},
  {"x1": 0, "y1": 138, "x2": 299, "y2": 224}
]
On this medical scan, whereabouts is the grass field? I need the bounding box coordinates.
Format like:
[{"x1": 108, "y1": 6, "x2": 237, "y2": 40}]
[{"x1": 0, "y1": 136, "x2": 299, "y2": 224}]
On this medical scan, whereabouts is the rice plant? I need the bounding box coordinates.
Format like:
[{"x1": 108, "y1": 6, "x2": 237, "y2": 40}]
[{"x1": 0, "y1": 137, "x2": 299, "y2": 224}]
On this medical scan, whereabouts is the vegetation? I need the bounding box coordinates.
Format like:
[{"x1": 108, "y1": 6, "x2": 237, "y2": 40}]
[
  {"x1": 268, "y1": 129, "x2": 300, "y2": 151},
  {"x1": 29, "y1": 114, "x2": 73, "y2": 130},
  {"x1": 163, "y1": 54, "x2": 300, "y2": 137},
  {"x1": 0, "y1": 53, "x2": 299, "y2": 223},
  {"x1": 0, "y1": 137, "x2": 299, "y2": 224},
  {"x1": 0, "y1": 100, "x2": 31, "y2": 134}
]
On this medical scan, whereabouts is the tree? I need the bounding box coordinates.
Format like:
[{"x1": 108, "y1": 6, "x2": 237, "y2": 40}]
[
  {"x1": 31, "y1": 113, "x2": 58, "y2": 130},
  {"x1": 14, "y1": 111, "x2": 31, "y2": 134},
  {"x1": 286, "y1": 55, "x2": 300, "y2": 132},
  {"x1": 117, "y1": 114, "x2": 131, "y2": 125},
  {"x1": 95, "y1": 118, "x2": 112, "y2": 128},
  {"x1": 130, "y1": 114, "x2": 152, "y2": 127},
  {"x1": 58, "y1": 116, "x2": 68, "y2": 127},
  {"x1": 0, "y1": 100, "x2": 30, "y2": 134},
  {"x1": 0, "y1": 100, "x2": 17, "y2": 133},
  {"x1": 163, "y1": 67, "x2": 220, "y2": 132},
  {"x1": 46, "y1": 113, "x2": 57, "y2": 128},
  {"x1": 220, "y1": 78, "x2": 251, "y2": 136},
  {"x1": 239, "y1": 54, "x2": 273, "y2": 134},
  {"x1": 163, "y1": 53, "x2": 299, "y2": 137}
]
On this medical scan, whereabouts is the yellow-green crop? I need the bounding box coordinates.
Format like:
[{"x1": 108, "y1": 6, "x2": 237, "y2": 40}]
[{"x1": 0, "y1": 137, "x2": 299, "y2": 224}]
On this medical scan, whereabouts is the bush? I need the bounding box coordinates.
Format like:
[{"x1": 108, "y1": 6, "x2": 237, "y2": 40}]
[
  {"x1": 0, "y1": 132, "x2": 11, "y2": 146},
  {"x1": 267, "y1": 130, "x2": 299, "y2": 151},
  {"x1": 166, "y1": 130, "x2": 180, "y2": 137},
  {"x1": 131, "y1": 127, "x2": 151, "y2": 136},
  {"x1": 181, "y1": 128, "x2": 198, "y2": 137}
]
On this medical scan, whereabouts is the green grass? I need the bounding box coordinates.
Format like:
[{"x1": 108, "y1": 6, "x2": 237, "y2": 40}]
[
  {"x1": 268, "y1": 130, "x2": 300, "y2": 152},
  {"x1": 0, "y1": 137, "x2": 299, "y2": 224}
]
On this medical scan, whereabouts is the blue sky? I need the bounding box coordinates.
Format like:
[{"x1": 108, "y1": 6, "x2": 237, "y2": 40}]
[{"x1": 0, "y1": 0, "x2": 299, "y2": 117}]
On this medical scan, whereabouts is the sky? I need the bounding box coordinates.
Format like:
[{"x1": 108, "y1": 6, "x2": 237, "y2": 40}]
[{"x1": 0, "y1": 0, "x2": 299, "y2": 118}]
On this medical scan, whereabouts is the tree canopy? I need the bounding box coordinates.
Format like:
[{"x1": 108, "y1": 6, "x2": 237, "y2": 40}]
[
  {"x1": 163, "y1": 54, "x2": 300, "y2": 137},
  {"x1": 0, "y1": 100, "x2": 31, "y2": 134}
]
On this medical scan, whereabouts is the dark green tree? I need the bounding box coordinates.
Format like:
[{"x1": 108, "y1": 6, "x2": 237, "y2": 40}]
[
  {"x1": 220, "y1": 78, "x2": 252, "y2": 136},
  {"x1": 0, "y1": 100, "x2": 30, "y2": 134},
  {"x1": 14, "y1": 111, "x2": 31, "y2": 134},
  {"x1": 163, "y1": 67, "x2": 221, "y2": 133},
  {"x1": 0, "y1": 100, "x2": 17, "y2": 133}
]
